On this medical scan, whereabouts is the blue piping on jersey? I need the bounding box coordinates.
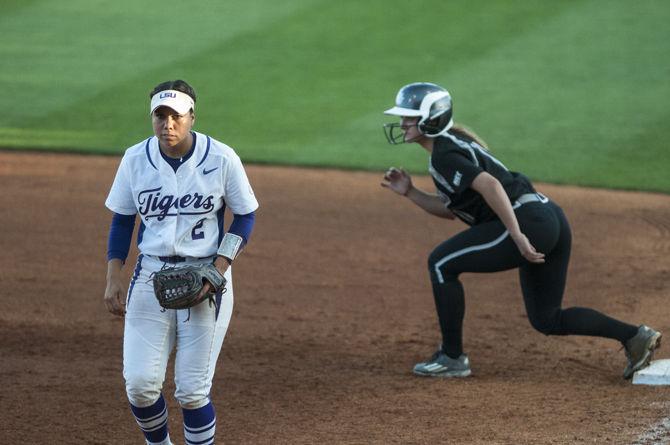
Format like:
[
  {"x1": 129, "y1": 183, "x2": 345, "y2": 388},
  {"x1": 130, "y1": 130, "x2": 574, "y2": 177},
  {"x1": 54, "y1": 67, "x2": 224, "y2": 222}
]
[
  {"x1": 127, "y1": 254, "x2": 144, "y2": 308},
  {"x1": 195, "y1": 135, "x2": 211, "y2": 167},
  {"x1": 145, "y1": 137, "x2": 158, "y2": 170},
  {"x1": 138, "y1": 221, "x2": 146, "y2": 246},
  {"x1": 216, "y1": 204, "x2": 226, "y2": 246},
  {"x1": 159, "y1": 133, "x2": 196, "y2": 172}
]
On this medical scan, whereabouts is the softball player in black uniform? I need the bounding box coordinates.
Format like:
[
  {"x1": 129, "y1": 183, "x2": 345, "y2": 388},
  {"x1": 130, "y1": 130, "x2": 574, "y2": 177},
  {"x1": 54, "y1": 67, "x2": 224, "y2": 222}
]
[{"x1": 381, "y1": 82, "x2": 661, "y2": 379}]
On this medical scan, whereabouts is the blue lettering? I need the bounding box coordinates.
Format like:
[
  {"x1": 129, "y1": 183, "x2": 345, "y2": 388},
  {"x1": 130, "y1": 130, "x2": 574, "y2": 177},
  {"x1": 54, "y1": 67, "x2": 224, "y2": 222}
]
[
  {"x1": 191, "y1": 193, "x2": 204, "y2": 208},
  {"x1": 138, "y1": 187, "x2": 162, "y2": 215},
  {"x1": 137, "y1": 187, "x2": 217, "y2": 220},
  {"x1": 202, "y1": 196, "x2": 214, "y2": 210},
  {"x1": 159, "y1": 92, "x2": 176, "y2": 99},
  {"x1": 192, "y1": 219, "x2": 205, "y2": 240},
  {"x1": 155, "y1": 196, "x2": 178, "y2": 221},
  {"x1": 179, "y1": 195, "x2": 195, "y2": 208}
]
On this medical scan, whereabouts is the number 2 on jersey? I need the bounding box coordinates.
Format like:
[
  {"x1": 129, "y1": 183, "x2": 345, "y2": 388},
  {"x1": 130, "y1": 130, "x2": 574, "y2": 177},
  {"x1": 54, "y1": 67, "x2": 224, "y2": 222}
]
[{"x1": 192, "y1": 219, "x2": 205, "y2": 240}]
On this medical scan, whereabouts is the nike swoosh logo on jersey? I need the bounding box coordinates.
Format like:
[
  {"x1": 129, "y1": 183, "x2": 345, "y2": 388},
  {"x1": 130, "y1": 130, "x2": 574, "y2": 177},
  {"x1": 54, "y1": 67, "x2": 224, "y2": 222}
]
[{"x1": 203, "y1": 167, "x2": 218, "y2": 175}]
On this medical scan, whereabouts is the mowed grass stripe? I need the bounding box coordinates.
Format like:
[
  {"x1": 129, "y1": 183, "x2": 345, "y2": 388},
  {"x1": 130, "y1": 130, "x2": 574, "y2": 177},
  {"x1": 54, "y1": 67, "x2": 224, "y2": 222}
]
[{"x1": 0, "y1": 0, "x2": 321, "y2": 126}]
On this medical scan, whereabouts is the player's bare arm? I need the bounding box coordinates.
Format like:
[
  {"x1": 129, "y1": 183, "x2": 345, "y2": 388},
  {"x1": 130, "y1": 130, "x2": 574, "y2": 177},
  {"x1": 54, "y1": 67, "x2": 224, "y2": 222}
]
[
  {"x1": 381, "y1": 167, "x2": 455, "y2": 219},
  {"x1": 405, "y1": 187, "x2": 455, "y2": 219},
  {"x1": 470, "y1": 171, "x2": 544, "y2": 264},
  {"x1": 104, "y1": 258, "x2": 126, "y2": 316}
]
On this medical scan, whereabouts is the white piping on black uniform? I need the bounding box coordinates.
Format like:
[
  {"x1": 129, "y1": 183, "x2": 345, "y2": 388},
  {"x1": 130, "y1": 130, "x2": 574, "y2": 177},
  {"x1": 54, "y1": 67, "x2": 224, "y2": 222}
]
[
  {"x1": 451, "y1": 209, "x2": 476, "y2": 225},
  {"x1": 430, "y1": 133, "x2": 510, "y2": 199},
  {"x1": 435, "y1": 189, "x2": 452, "y2": 206},
  {"x1": 442, "y1": 133, "x2": 509, "y2": 171},
  {"x1": 434, "y1": 230, "x2": 510, "y2": 283},
  {"x1": 429, "y1": 160, "x2": 455, "y2": 193}
]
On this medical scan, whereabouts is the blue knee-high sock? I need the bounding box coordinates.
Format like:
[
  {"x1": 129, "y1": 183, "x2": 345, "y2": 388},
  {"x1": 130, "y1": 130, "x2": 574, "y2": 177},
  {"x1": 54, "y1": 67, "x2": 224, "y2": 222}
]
[
  {"x1": 130, "y1": 394, "x2": 171, "y2": 444},
  {"x1": 182, "y1": 401, "x2": 216, "y2": 445}
]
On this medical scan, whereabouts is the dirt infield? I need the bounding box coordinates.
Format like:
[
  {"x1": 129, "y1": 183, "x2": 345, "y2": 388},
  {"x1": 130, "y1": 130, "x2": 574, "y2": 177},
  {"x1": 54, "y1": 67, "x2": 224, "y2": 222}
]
[{"x1": 1, "y1": 151, "x2": 669, "y2": 444}]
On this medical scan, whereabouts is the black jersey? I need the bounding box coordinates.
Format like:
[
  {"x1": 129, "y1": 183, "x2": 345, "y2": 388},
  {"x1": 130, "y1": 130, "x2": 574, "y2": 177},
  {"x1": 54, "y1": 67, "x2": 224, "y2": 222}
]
[{"x1": 430, "y1": 130, "x2": 534, "y2": 226}]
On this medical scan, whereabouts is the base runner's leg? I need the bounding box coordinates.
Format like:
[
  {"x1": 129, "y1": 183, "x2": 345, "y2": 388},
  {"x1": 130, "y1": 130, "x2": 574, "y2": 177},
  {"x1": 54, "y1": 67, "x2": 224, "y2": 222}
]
[
  {"x1": 520, "y1": 203, "x2": 638, "y2": 341},
  {"x1": 428, "y1": 221, "x2": 524, "y2": 358}
]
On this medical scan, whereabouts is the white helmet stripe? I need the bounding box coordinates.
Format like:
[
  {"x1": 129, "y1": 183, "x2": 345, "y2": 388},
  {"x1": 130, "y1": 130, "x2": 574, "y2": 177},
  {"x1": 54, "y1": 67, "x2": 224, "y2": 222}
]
[{"x1": 420, "y1": 91, "x2": 450, "y2": 118}]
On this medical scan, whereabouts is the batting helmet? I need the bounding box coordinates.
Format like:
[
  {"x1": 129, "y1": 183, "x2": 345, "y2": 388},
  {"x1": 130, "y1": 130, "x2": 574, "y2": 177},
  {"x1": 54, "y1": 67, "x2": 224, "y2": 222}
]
[{"x1": 383, "y1": 82, "x2": 453, "y2": 144}]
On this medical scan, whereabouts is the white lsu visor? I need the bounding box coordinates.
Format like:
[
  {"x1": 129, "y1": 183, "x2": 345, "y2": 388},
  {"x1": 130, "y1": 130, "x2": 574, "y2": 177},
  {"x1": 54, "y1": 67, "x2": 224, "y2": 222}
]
[{"x1": 149, "y1": 90, "x2": 195, "y2": 115}]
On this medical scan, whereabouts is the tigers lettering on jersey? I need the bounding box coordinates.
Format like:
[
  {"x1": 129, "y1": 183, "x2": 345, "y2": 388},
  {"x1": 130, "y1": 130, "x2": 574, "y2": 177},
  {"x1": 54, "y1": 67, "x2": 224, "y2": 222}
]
[{"x1": 138, "y1": 187, "x2": 215, "y2": 221}]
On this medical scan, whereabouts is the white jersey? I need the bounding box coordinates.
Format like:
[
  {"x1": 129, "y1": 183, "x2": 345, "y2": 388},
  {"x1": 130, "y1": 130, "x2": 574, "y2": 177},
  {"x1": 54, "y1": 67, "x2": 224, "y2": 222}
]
[{"x1": 105, "y1": 131, "x2": 258, "y2": 258}]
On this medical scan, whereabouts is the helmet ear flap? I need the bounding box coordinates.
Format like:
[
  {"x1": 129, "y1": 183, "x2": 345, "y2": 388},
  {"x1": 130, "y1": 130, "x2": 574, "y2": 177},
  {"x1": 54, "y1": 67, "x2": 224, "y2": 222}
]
[
  {"x1": 418, "y1": 93, "x2": 453, "y2": 136},
  {"x1": 417, "y1": 118, "x2": 432, "y2": 135},
  {"x1": 418, "y1": 116, "x2": 447, "y2": 136}
]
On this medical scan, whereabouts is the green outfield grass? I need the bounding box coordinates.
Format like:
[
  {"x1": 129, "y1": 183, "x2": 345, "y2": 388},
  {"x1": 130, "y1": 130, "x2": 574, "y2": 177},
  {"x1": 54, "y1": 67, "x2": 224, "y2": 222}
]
[{"x1": 1, "y1": 0, "x2": 668, "y2": 192}]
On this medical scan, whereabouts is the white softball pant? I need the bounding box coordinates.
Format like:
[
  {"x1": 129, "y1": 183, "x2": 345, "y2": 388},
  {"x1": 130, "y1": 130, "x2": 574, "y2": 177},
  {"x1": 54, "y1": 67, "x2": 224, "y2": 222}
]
[{"x1": 123, "y1": 254, "x2": 233, "y2": 409}]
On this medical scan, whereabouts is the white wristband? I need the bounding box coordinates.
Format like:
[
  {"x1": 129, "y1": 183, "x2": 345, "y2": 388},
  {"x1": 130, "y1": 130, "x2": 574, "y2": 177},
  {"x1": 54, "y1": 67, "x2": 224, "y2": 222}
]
[{"x1": 217, "y1": 233, "x2": 243, "y2": 261}]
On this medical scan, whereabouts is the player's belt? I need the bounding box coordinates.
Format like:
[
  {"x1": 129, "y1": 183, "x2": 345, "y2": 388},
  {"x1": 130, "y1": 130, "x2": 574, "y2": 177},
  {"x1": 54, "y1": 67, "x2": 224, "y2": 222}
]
[
  {"x1": 156, "y1": 255, "x2": 216, "y2": 263},
  {"x1": 158, "y1": 255, "x2": 188, "y2": 263},
  {"x1": 513, "y1": 193, "x2": 549, "y2": 209}
]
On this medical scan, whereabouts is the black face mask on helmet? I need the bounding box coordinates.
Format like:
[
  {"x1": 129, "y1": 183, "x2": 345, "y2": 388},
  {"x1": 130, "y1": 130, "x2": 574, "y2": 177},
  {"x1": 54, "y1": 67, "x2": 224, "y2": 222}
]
[{"x1": 383, "y1": 82, "x2": 454, "y2": 145}]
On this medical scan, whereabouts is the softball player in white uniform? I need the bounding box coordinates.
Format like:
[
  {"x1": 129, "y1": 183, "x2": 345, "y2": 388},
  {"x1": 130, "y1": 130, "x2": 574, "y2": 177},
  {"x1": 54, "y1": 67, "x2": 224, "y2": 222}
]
[{"x1": 104, "y1": 80, "x2": 258, "y2": 445}]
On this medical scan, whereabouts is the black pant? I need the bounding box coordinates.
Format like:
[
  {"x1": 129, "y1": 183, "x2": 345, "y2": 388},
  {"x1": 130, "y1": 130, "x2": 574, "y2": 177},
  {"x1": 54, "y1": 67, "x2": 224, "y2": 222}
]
[{"x1": 427, "y1": 199, "x2": 638, "y2": 358}]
